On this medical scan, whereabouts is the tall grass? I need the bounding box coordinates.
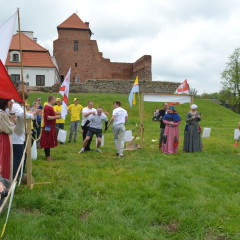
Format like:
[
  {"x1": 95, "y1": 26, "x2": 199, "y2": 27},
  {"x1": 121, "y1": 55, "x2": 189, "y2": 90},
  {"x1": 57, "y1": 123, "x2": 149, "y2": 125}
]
[{"x1": 0, "y1": 92, "x2": 240, "y2": 240}]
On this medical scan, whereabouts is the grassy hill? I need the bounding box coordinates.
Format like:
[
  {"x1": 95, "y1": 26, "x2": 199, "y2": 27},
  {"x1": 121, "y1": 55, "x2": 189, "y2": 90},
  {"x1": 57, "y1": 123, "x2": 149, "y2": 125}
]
[{"x1": 1, "y1": 92, "x2": 240, "y2": 240}]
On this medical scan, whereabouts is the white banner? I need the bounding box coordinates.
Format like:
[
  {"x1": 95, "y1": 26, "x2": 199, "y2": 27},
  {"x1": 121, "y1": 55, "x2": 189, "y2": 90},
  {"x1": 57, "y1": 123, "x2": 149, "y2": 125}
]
[
  {"x1": 0, "y1": 11, "x2": 17, "y2": 65},
  {"x1": 144, "y1": 94, "x2": 192, "y2": 104}
]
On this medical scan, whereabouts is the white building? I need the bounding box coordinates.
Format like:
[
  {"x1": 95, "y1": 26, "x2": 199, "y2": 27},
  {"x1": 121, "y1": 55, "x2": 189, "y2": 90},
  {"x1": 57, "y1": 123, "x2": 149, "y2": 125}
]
[{"x1": 5, "y1": 31, "x2": 59, "y2": 87}]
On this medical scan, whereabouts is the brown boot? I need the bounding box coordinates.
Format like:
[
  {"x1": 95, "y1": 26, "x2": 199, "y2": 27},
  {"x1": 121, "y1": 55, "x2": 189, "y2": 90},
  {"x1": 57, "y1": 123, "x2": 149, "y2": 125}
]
[{"x1": 45, "y1": 156, "x2": 53, "y2": 162}]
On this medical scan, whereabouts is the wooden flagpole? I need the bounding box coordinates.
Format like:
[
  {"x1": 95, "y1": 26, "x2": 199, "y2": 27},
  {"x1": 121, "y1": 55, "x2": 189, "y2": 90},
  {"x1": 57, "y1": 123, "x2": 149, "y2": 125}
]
[
  {"x1": 17, "y1": 8, "x2": 33, "y2": 188},
  {"x1": 17, "y1": 9, "x2": 25, "y2": 105},
  {"x1": 140, "y1": 93, "x2": 144, "y2": 148},
  {"x1": 137, "y1": 78, "x2": 141, "y2": 128}
]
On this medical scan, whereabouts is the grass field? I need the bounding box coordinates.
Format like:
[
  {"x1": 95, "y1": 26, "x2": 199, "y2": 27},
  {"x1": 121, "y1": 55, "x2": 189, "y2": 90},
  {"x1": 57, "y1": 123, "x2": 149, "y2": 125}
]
[{"x1": 1, "y1": 92, "x2": 240, "y2": 240}]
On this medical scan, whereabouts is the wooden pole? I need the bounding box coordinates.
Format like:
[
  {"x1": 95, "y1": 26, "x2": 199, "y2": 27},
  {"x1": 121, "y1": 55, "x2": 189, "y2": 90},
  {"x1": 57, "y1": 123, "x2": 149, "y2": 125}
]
[
  {"x1": 26, "y1": 119, "x2": 33, "y2": 188},
  {"x1": 18, "y1": 9, "x2": 33, "y2": 188},
  {"x1": 17, "y1": 8, "x2": 26, "y2": 130},
  {"x1": 138, "y1": 89, "x2": 141, "y2": 124},
  {"x1": 140, "y1": 93, "x2": 144, "y2": 148},
  {"x1": 191, "y1": 95, "x2": 194, "y2": 105}
]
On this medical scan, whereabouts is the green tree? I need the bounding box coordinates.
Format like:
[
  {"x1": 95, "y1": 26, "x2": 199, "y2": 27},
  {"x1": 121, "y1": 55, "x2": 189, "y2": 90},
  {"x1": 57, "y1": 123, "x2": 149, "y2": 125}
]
[{"x1": 221, "y1": 48, "x2": 240, "y2": 112}]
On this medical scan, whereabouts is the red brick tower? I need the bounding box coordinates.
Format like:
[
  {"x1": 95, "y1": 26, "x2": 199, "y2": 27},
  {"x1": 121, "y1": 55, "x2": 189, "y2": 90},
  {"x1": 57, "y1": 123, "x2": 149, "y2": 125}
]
[{"x1": 53, "y1": 13, "x2": 151, "y2": 83}]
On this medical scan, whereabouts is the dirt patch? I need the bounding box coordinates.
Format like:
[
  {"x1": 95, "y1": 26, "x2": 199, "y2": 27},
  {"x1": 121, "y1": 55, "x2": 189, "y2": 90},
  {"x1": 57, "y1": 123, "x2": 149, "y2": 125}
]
[
  {"x1": 79, "y1": 210, "x2": 91, "y2": 220},
  {"x1": 17, "y1": 208, "x2": 42, "y2": 214},
  {"x1": 162, "y1": 220, "x2": 179, "y2": 233},
  {"x1": 205, "y1": 230, "x2": 227, "y2": 240}
]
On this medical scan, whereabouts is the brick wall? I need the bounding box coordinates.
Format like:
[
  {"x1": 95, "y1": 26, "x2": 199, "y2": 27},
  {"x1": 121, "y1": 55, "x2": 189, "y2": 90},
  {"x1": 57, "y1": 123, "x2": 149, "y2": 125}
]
[
  {"x1": 133, "y1": 55, "x2": 152, "y2": 81},
  {"x1": 32, "y1": 79, "x2": 180, "y2": 95},
  {"x1": 53, "y1": 28, "x2": 152, "y2": 83}
]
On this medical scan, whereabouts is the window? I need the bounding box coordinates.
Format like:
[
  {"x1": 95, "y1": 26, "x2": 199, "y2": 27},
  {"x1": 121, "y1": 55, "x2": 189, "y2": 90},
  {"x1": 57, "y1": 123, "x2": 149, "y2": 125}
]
[
  {"x1": 74, "y1": 40, "x2": 78, "y2": 51},
  {"x1": 36, "y1": 75, "x2": 45, "y2": 86},
  {"x1": 10, "y1": 74, "x2": 20, "y2": 84},
  {"x1": 12, "y1": 53, "x2": 20, "y2": 62},
  {"x1": 75, "y1": 62, "x2": 77, "y2": 67}
]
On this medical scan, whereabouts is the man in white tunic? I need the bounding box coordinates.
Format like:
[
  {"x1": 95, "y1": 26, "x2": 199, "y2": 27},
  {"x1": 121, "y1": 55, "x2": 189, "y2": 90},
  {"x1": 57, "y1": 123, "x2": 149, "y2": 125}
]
[
  {"x1": 108, "y1": 101, "x2": 128, "y2": 157},
  {"x1": 12, "y1": 82, "x2": 35, "y2": 179}
]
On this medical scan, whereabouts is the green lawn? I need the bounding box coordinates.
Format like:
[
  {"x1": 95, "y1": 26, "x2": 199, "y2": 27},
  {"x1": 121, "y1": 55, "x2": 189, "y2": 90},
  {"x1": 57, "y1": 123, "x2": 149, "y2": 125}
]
[{"x1": 1, "y1": 93, "x2": 240, "y2": 240}]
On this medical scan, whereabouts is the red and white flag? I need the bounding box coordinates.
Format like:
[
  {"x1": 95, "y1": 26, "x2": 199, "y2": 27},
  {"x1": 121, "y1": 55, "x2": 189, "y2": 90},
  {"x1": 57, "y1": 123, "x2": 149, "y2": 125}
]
[
  {"x1": 0, "y1": 11, "x2": 17, "y2": 65},
  {"x1": 169, "y1": 79, "x2": 189, "y2": 105},
  {"x1": 59, "y1": 68, "x2": 71, "y2": 120},
  {"x1": 0, "y1": 59, "x2": 22, "y2": 102},
  {"x1": 175, "y1": 79, "x2": 189, "y2": 94}
]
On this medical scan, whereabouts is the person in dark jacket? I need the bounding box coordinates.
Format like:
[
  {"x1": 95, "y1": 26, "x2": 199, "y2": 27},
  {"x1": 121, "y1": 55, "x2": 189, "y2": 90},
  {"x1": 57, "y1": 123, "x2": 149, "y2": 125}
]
[{"x1": 158, "y1": 103, "x2": 168, "y2": 149}]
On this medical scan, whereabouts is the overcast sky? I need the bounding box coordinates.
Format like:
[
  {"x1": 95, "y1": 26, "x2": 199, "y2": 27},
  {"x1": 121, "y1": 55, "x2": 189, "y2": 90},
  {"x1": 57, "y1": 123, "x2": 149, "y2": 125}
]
[{"x1": 1, "y1": 0, "x2": 240, "y2": 94}]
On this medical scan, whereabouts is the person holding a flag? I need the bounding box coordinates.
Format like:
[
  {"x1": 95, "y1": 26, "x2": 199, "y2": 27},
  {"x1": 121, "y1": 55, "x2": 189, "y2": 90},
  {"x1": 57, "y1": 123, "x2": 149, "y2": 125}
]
[
  {"x1": 40, "y1": 96, "x2": 61, "y2": 161},
  {"x1": 53, "y1": 98, "x2": 65, "y2": 144},
  {"x1": 12, "y1": 82, "x2": 36, "y2": 179}
]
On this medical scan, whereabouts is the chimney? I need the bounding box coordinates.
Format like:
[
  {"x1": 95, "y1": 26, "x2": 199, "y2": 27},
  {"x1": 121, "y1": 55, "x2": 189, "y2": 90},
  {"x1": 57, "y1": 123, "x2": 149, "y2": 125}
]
[
  {"x1": 85, "y1": 22, "x2": 89, "y2": 28},
  {"x1": 33, "y1": 38, "x2": 37, "y2": 42},
  {"x1": 20, "y1": 31, "x2": 34, "y2": 40}
]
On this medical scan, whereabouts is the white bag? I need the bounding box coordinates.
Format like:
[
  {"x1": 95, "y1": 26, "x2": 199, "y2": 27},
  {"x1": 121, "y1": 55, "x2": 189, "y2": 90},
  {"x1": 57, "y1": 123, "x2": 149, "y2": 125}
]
[
  {"x1": 202, "y1": 128, "x2": 211, "y2": 138},
  {"x1": 31, "y1": 140, "x2": 37, "y2": 160},
  {"x1": 124, "y1": 130, "x2": 133, "y2": 142},
  {"x1": 234, "y1": 129, "x2": 240, "y2": 140},
  {"x1": 96, "y1": 135, "x2": 104, "y2": 147},
  {"x1": 57, "y1": 129, "x2": 67, "y2": 143}
]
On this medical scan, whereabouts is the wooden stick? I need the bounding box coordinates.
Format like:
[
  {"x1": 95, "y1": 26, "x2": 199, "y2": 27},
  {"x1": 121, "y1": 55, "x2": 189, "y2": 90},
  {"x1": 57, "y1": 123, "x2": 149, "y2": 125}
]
[
  {"x1": 17, "y1": 9, "x2": 26, "y2": 131},
  {"x1": 26, "y1": 119, "x2": 33, "y2": 188},
  {"x1": 140, "y1": 93, "x2": 144, "y2": 148},
  {"x1": 138, "y1": 83, "x2": 141, "y2": 125}
]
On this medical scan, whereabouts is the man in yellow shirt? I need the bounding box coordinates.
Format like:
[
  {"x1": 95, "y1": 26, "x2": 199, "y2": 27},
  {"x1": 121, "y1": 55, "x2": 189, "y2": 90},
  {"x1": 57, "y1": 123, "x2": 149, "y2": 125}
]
[
  {"x1": 53, "y1": 98, "x2": 65, "y2": 144},
  {"x1": 68, "y1": 98, "x2": 83, "y2": 142}
]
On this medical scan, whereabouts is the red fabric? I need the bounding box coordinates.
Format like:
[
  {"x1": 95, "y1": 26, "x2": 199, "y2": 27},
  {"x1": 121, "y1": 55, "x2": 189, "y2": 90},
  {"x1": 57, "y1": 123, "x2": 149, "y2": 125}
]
[
  {"x1": 161, "y1": 120, "x2": 180, "y2": 154},
  {"x1": 0, "y1": 60, "x2": 23, "y2": 102},
  {"x1": 176, "y1": 79, "x2": 189, "y2": 94},
  {"x1": 0, "y1": 134, "x2": 11, "y2": 180},
  {"x1": 40, "y1": 105, "x2": 57, "y2": 148}
]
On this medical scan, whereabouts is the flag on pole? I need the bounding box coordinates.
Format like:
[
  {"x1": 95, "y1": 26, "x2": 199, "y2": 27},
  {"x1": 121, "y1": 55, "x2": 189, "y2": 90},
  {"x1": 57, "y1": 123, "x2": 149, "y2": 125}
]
[
  {"x1": 128, "y1": 76, "x2": 139, "y2": 107},
  {"x1": 0, "y1": 11, "x2": 17, "y2": 65},
  {"x1": 175, "y1": 79, "x2": 189, "y2": 94},
  {"x1": 0, "y1": 60, "x2": 22, "y2": 102},
  {"x1": 169, "y1": 79, "x2": 189, "y2": 105},
  {"x1": 59, "y1": 68, "x2": 71, "y2": 120}
]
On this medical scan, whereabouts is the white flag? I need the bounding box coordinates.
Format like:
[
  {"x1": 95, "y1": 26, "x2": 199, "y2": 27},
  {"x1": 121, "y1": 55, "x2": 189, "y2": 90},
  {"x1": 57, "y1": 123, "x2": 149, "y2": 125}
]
[
  {"x1": 59, "y1": 68, "x2": 71, "y2": 120},
  {"x1": 0, "y1": 11, "x2": 17, "y2": 65}
]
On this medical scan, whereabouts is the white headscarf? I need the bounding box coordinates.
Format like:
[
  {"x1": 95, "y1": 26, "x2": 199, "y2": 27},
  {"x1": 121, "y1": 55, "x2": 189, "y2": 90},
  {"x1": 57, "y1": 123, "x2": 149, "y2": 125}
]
[{"x1": 191, "y1": 104, "x2": 198, "y2": 110}]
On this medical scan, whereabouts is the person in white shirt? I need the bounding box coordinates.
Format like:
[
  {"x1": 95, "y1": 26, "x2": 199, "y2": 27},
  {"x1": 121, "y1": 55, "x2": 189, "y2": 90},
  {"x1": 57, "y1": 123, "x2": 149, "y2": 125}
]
[
  {"x1": 79, "y1": 107, "x2": 108, "y2": 153},
  {"x1": 12, "y1": 82, "x2": 35, "y2": 179},
  {"x1": 107, "y1": 101, "x2": 128, "y2": 157},
  {"x1": 81, "y1": 101, "x2": 97, "y2": 151}
]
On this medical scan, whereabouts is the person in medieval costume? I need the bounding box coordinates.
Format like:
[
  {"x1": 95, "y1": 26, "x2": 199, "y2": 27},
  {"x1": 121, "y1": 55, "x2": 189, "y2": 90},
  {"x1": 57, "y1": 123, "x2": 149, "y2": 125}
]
[
  {"x1": 40, "y1": 96, "x2": 61, "y2": 161},
  {"x1": 0, "y1": 99, "x2": 16, "y2": 180},
  {"x1": 183, "y1": 104, "x2": 202, "y2": 152},
  {"x1": 161, "y1": 106, "x2": 181, "y2": 154}
]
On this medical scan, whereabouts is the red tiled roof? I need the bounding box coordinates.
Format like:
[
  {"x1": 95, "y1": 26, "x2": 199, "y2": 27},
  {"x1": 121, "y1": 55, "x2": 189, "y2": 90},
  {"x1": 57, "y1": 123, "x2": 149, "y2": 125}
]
[
  {"x1": 57, "y1": 13, "x2": 89, "y2": 30},
  {"x1": 5, "y1": 52, "x2": 55, "y2": 68},
  {"x1": 9, "y1": 33, "x2": 48, "y2": 51},
  {"x1": 5, "y1": 32, "x2": 55, "y2": 68}
]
